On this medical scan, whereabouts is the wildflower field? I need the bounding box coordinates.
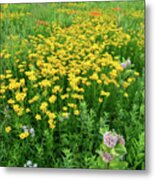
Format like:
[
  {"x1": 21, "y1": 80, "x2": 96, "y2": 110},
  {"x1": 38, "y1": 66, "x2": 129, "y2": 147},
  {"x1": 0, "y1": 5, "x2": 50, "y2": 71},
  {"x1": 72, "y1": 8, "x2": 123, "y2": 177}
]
[{"x1": 0, "y1": 1, "x2": 145, "y2": 169}]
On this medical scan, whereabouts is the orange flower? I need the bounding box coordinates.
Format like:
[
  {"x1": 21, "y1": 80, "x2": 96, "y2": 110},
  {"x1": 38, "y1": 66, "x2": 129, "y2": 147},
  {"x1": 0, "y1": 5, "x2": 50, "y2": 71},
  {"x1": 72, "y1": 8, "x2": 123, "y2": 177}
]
[
  {"x1": 36, "y1": 20, "x2": 49, "y2": 26},
  {"x1": 89, "y1": 11, "x2": 101, "y2": 16}
]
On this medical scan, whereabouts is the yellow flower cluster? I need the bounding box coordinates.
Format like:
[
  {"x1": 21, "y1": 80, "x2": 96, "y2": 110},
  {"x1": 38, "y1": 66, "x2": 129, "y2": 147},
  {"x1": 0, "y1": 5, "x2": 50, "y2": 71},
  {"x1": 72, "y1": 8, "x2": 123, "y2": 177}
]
[
  {"x1": 28, "y1": 95, "x2": 40, "y2": 104},
  {"x1": 15, "y1": 92, "x2": 26, "y2": 102},
  {"x1": 13, "y1": 104, "x2": 23, "y2": 116},
  {"x1": 46, "y1": 111, "x2": 56, "y2": 129},
  {"x1": 40, "y1": 102, "x2": 48, "y2": 113},
  {"x1": 0, "y1": 3, "x2": 143, "y2": 137},
  {"x1": 0, "y1": 5, "x2": 31, "y2": 21},
  {"x1": 19, "y1": 132, "x2": 29, "y2": 139}
]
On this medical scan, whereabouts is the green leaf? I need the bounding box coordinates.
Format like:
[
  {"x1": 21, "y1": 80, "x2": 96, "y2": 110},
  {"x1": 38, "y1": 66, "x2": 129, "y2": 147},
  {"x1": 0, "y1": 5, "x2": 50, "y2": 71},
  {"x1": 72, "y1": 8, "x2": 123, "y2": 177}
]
[
  {"x1": 115, "y1": 144, "x2": 127, "y2": 156},
  {"x1": 109, "y1": 161, "x2": 128, "y2": 170},
  {"x1": 96, "y1": 156, "x2": 105, "y2": 169},
  {"x1": 102, "y1": 143, "x2": 109, "y2": 152}
]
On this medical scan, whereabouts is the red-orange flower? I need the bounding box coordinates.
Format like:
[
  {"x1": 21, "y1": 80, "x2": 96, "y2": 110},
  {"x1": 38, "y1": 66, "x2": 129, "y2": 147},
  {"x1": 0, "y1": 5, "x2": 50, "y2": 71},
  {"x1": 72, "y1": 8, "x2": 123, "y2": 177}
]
[{"x1": 89, "y1": 11, "x2": 101, "y2": 17}]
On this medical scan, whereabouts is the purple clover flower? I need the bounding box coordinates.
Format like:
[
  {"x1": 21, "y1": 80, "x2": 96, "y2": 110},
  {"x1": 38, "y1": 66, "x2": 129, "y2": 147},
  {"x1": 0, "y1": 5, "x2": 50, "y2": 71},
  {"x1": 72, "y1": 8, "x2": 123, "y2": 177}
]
[
  {"x1": 102, "y1": 152, "x2": 114, "y2": 163},
  {"x1": 121, "y1": 58, "x2": 131, "y2": 69},
  {"x1": 121, "y1": 62, "x2": 127, "y2": 69},
  {"x1": 103, "y1": 132, "x2": 118, "y2": 148}
]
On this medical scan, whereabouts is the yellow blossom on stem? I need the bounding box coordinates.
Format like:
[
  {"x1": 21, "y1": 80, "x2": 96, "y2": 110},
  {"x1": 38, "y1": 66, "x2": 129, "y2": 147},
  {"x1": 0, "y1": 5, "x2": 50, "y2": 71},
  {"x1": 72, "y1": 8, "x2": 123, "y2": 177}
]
[
  {"x1": 49, "y1": 95, "x2": 57, "y2": 103},
  {"x1": 35, "y1": 114, "x2": 41, "y2": 120},
  {"x1": 74, "y1": 110, "x2": 80, "y2": 116},
  {"x1": 98, "y1": 98, "x2": 103, "y2": 103},
  {"x1": 46, "y1": 111, "x2": 56, "y2": 119},
  {"x1": 5, "y1": 126, "x2": 11, "y2": 133},
  {"x1": 19, "y1": 132, "x2": 29, "y2": 139},
  {"x1": 40, "y1": 102, "x2": 48, "y2": 113},
  {"x1": 100, "y1": 91, "x2": 110, "y2": 97},
  {"x1": 13, "y1": 104, "x2": 23, "y2": 116},
  {"x1": 48, "y1": 119, "x2": 56, "y2": 129},
  {"x1": 15, "y1": 92, "x2": 26, "y2": 102},
  {"x1": 124, "y1": 93, "x2": 129, "y2": 98},
  {"x1": 62, "y1": 106, "x2": 68, "y2": 111},
  {"x1": 26, "y1": 108, "x2": 31, "y2": 113},
  {"x1": 7, "y1": 98, "x2": 15, "y2": 104},
  {"x1": 62, "y1": 112, "x2": 70, "y2": 118}
]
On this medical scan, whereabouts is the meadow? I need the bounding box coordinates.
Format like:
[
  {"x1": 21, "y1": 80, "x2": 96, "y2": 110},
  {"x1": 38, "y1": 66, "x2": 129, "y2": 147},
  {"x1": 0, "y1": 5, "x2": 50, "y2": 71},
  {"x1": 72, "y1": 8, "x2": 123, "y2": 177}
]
[{"x1": 0, "y1": 1, "x2": 145, "y2": 169}]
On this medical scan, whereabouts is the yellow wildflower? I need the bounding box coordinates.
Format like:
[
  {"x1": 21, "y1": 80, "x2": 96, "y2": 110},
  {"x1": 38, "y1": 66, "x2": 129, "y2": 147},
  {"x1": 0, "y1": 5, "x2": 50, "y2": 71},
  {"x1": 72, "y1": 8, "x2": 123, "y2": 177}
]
[
  {"x1": 90, "y1": 73, "x2": 98, "y2": 80},
  {"x1": 99, "y1": 98, "x2": 103, "y2": 103},
  {"x1": 5, "y1": 126, "x2": 12, "y2": 133},
  {"x1": 134, "y1": 72, "x2": 140, "y2": 76},
  {"x1": 62, "y1": 112, "x2": 70, "y2": 118},
  {"x1": 52, "y1": 85, "x2": 62, "y2": 93},
  {"x1": 19, "y1": 132, "x2": 29, "y2": 139},
  {"x1": 26, "y1": 108, "x2": 31, "y2": 113},
  {"x1": 68, "y1": 103, "x2": 77, "y2": 109},
  {"x1": 48, "y1": 119, "x2": 56, "y2": 129},
  {"x1": 46, "y1": 111, "x2": 56, "y2": 119},
  {"x1": 0, "y1": 74, "x2": 5, "y2": 80},
  {"x1": 28, "y1": 95, "x2": 39, "y2": 104},
  {"x1": 15, "y1": 92, "x2": 26, "y2": 102},
  {"x1": 7, "y1": 98, "x2": 15, "y2": 104},
  {"x1": 61, "y1": 94, "x2": 69, "y2": 100},
  {"x1": 62, "y1": 106, "x2": 68, "y2": 111},
  {"x1": 124, "y1": 93, "x2": 129, "y2": 98},
  {"x1": 40, "y1": 102, "x2": 48, "y2": 113},
  {"x1": 123, "y1": 82, "x2": 129, "y2": 89},
  {"x1": 74, "y1": 110, "x2": 80, "y2": 116},
  {"x1": 49, "y1": 95, "x2": 57, "y2": 103},
  {"x1": 100, "y1": 91, "x2": 110, "y2": 97},
  {"x1": 19, "y1": 79, "x2": 25, "y2": 86},
  {"x1": 8, "y1": 80, "x2": 20, "y2": 90},
  {"x1": 35, "y1": 114, "x2": 41, "y2": 120},
  {"x1": 39, "y1": 79, "x2": 51, "y2": 88},
  {"x1": 23, "y1": 88, "x2": 28, "y2": 92},
  {"x1": 97, "y1": 80, "x2": 102, "y2": 84}
]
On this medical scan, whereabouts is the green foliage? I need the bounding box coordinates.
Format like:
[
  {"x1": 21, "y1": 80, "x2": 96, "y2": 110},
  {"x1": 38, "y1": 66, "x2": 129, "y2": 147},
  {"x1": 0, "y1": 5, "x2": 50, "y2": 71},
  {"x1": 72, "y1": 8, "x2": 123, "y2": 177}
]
[
  {"x1": 0, "y1": 1, "x2": 144, "y2": 169},
  {"x1": 109, "y1": 161, "x2": 128, "y2": 170}
]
